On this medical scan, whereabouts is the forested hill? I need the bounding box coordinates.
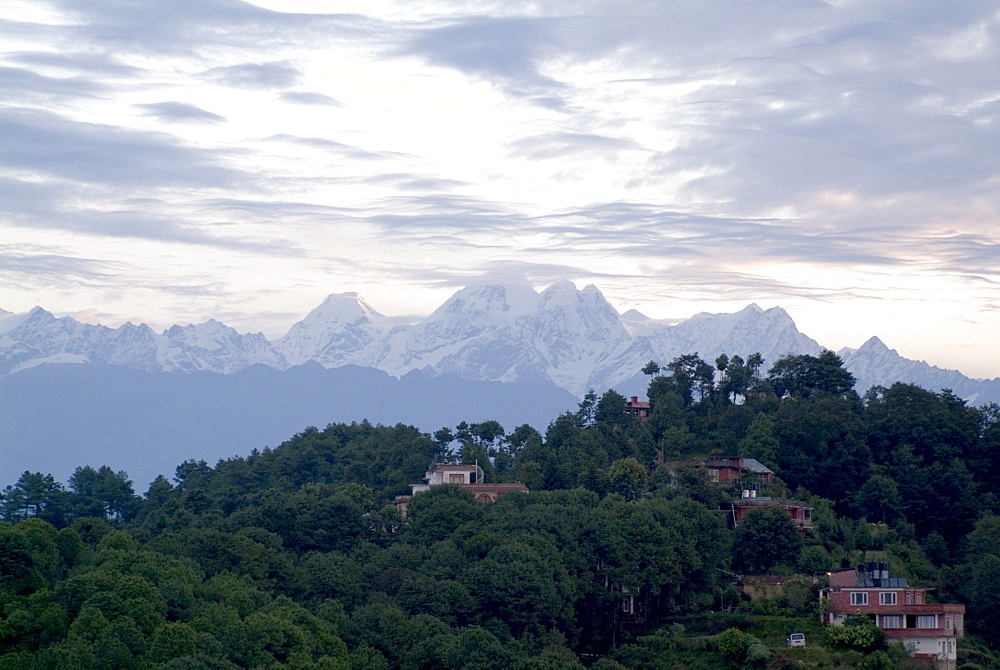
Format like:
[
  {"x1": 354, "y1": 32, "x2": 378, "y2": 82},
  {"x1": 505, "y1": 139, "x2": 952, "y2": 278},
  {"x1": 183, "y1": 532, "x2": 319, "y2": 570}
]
[{"x1": 3, "y1": 350, "x2": 1000, "y2": 669}]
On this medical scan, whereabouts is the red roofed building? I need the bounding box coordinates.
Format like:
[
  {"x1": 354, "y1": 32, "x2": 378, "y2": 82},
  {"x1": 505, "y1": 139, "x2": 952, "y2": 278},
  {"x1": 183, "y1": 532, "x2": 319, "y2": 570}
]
[
  {"x1": 394, "y1": 462, "x2": 528, "y2": 517},
  {"x1": 624, "y1": 396, "x2": 650, "y2": 419},
  {"x1": 820, "y1": 563, "x2": 964, "y2": 668},
  {"x1": 702, "y1": 457, "x2": 774, "y2": 486}
]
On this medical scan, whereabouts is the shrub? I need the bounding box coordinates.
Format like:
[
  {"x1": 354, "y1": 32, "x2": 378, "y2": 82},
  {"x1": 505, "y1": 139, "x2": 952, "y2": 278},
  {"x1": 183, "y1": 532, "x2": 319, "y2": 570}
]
[{"x1": 717, "y1": 628, "x2": 748, "y2": 660}]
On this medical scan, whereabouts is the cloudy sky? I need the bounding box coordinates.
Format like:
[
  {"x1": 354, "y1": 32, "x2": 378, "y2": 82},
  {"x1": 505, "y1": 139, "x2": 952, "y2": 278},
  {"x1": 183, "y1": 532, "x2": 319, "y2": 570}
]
[{"x1": 2, "y1": 0, "x2": 998, "y2": 379}]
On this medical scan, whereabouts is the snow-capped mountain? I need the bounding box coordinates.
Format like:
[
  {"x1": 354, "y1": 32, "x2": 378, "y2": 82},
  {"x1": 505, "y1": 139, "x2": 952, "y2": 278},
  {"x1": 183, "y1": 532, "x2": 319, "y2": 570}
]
[
  {"x1": 612, "y1": 304, "x2": 825, "y2": 390},
  {"x1": 525, "y1": 281, "x2": 635, "y2": 392},
  {"x1": 351, "y1": 280, "x2": 639, "y2": 394},
  {"x1": 158, "y1": 320, "x2": 285, "y2": 373},
  {"x1": 275, "y1": 292, "x2": 387, "y2": 367},
  {"x1": 2, "y1": 282, "x2": 997, "y2": 403},
  {"x1": 354, "y1": 280, "x2": 542, "y2": 377},
  {"x1": 838, "y1": 337, "x2": 1000, "y2": 404},
  {"x1": 0, "y1": 307, "x2": 285, "y2": 376}
]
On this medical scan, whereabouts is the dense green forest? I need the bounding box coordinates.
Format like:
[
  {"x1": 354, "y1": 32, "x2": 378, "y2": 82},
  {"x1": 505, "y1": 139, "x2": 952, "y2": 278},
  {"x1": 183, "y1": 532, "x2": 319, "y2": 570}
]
[{"x1": 4, "y1": 350, "x2": 1000, "y2": 669}]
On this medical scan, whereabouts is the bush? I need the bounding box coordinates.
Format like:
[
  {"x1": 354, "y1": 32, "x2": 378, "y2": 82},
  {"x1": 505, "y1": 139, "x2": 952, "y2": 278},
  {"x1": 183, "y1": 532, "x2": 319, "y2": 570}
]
[
  {"x1": 826, "y1": 617, "x2": 887, "y2": 653},
  {"x1": 746, "y1": 642, "x2": 773, "y2": 666},
  {"x1": 717, "y1": 628, "x2": 748, "y2": 660}
]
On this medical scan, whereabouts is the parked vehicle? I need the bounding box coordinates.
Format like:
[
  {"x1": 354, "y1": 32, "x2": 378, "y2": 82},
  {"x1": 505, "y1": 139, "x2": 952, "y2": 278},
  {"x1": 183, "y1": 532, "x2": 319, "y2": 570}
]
[{"x1": 786, "y1": 632, "x2": 806, "y2": 647}]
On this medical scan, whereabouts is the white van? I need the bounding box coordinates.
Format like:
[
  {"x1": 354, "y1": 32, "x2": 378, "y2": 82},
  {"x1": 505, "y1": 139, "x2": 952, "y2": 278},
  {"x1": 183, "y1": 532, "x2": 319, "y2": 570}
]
[{"x1": 786, "y1": 632, "x2": 806, "y2": 647}]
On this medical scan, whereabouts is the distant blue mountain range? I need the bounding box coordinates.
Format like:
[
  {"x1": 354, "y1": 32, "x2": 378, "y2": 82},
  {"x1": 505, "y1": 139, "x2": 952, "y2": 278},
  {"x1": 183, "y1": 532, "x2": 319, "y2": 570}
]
[{"x1": 1, "y1": 362, "x2": 578, "y2": 490}]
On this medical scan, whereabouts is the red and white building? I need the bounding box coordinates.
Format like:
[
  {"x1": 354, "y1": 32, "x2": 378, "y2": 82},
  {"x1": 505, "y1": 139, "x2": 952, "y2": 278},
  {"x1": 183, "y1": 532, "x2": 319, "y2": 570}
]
[
  {"x1": 394, "y1": 462, "x2": 528, "y2": 517},
  {"x1": 820, "y1": 563, "x2": 964, "y2": 668}
]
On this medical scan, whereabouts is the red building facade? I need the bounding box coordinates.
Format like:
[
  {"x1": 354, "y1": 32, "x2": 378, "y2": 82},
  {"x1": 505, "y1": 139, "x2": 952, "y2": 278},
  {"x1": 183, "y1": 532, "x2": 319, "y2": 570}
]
[{"x1": 820, "y1": 564, "x2": 964, "y2": 668}]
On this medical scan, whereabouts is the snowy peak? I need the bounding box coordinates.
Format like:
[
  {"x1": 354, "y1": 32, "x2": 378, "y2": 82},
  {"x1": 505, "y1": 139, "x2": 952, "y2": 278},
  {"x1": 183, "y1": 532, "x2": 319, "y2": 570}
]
[
  {"x1": 165, "y1": 319, "x2": 235, "y2": 349},
  {"x1": 538, "y1": 282, "x2": 618, "y2": 317},
  {"x1": 538, "y1": 279, "x2": 578, "y2": 305},
  {"x1": 3, "y1": 287, "x2": 997, "y2": 405},
  {"x1": 0, "y1": 308, "x2": 285, "y2": 375},
  {"x1": 430, "y1": 281, "x2": 539, "y2": 321},
  {"x1": 839, "y1": 336, "x2": 1000, "y2": 404},
  {"x1": 523, "y1": 282, "x2": 634, "y2": 394},
  {"x1": 297, "y1": 292, "x2": 385, "y2": 327},
  {"x1": 534, "y1": 281, "x2": 626, "y2": 342},
  {"x1": 158, "y1": 320, "x2": 285, "y2": 373},
  {"x1": 857, "y1": 336, "x2": 891, "y2": 355},
  {"x1": 0, "y1": 307, "x2": 160, "y2": 374},
  {"x1": 276, "y1": 292, "x2": 386, "y2": 367},
  {"x1": 606, "y1": 302, "x2": 823, "y2": 394}
]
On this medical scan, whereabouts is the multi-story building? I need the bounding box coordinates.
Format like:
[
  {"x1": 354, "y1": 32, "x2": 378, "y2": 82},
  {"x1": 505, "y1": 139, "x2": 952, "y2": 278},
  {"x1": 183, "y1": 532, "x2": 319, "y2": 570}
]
[
  {"x1": 624, "y1": 396, "x2": 650, "y2": 419},
  {"x1": 702, "y1": 457, "x2": 774, "y2": 486},
  {"x1": 394, "y1": 461, "x2": 528, "y2": 517},
  {"x1": 820, "y1": 563, "x2": 964, "y2": 669},
  {"x1": 660, "y1": 456, "x2": 774, "y2": 488}
]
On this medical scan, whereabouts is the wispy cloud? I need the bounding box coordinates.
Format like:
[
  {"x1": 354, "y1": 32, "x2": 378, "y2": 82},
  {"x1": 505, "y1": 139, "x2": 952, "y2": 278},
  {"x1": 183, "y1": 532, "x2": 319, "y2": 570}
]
[
  {"x1": 0, "y1": 245, "x2": 119, "y2": 283},
  {"x1": 0, "y1": 65, "x2": 106, "y2": 101},
  {"x1": 280, "y1": 91, "x2": 343, "y2": 106},
  {"x1": 395, "y1": 15, "x2": 569, "y2": 104},
  {"x1": 204, "y1": 61, "x2": 301, "y2": 89},
  {"x1": 136, "y1": 101, "x2": 226, "y2": 123},
  {"x1": 0, "y1": 107, "x2": 241, "y2": 188}
]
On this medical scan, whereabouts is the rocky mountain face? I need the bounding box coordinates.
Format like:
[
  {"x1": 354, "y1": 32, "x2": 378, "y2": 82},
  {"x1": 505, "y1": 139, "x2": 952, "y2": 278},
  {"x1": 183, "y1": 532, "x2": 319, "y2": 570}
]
[{"x1": 2, "y1": 283, "x2": 997, "y2": 403}]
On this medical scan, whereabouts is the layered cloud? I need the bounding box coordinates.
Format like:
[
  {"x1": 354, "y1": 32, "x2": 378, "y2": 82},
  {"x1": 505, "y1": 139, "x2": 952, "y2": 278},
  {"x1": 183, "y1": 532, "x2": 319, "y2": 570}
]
[{"x1": 1, "y1": 0, "x2": 997, "y2": 375}]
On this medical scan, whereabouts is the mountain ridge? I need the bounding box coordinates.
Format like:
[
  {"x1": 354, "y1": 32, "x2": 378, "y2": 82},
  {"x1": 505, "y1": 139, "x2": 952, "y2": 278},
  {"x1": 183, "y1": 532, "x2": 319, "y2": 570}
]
[{"x1": 2, "y1": 282, "x2": 997, "y2": 403}]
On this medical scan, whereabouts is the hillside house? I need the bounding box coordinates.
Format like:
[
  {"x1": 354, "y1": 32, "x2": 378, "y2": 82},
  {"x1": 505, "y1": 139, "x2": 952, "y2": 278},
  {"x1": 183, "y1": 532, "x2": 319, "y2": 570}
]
[
  {"x1": 729, "y1": 494, "x2": 813, "y2": 534},
  {"x1": 703, "y1": 457, "x2": 774, "y2": 486},
  {"x1": 820, "y1": 563, "x2": 964, "y2": 669},
  {"x1": 624, "y1": 396, "x2": 650, "y2": 419},
  {"x1": 660, "y1": 456, "x2": 774, "y2": 488},
  {"x1": 394, "y1": 462, "x2": 528, "y2": 517}
]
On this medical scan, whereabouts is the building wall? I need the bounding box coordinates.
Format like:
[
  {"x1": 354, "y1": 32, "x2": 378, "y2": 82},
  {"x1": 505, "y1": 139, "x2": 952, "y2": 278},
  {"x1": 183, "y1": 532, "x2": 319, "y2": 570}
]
[{"x1": 900, "y1": 637, "x2": 956, "y2": 664}]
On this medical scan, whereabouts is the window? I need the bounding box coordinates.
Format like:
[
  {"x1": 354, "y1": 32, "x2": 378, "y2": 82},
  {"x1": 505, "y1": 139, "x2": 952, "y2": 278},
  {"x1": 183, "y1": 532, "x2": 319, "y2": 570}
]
[
  {"x1": 916, "y1": 615, "x2": 937, "y2": 629},
  {"x1": 915, "y1": 591, "x2": 923, "y2": 604},
  {"x1": 850, "y1": 592, "x2": 868, "y2": 606},
  {"x1": 449, "y1": 474, "x2": 465, "y2": 483},
  {"x1": 881, "y1": 615, "x2": 901, "y2": 628},
  {"x1": 879, "y1": 592, "x2": 897, "y2": 605},
  {"x1": 905, "y1": 591, "x2": 914, "y2": 604}
]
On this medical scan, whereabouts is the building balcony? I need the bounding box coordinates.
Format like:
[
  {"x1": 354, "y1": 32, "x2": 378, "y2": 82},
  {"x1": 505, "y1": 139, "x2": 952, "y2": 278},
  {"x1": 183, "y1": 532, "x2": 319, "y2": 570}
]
[{"x1": 882, "y1": 627, "x2": 959, "y2": 638}]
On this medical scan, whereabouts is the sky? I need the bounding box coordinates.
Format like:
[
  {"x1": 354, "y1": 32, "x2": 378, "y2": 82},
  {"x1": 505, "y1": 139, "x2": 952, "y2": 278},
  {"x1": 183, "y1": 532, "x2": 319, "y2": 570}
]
[{"x1": 1, "y1": 0, "x2": 998, "y2": 379}]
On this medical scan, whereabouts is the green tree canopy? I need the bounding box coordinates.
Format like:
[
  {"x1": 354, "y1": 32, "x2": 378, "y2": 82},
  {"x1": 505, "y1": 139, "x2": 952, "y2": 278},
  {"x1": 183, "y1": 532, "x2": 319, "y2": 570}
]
[{"x1": 732, "y1": 506, "x2": 803, "y2": 574}]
